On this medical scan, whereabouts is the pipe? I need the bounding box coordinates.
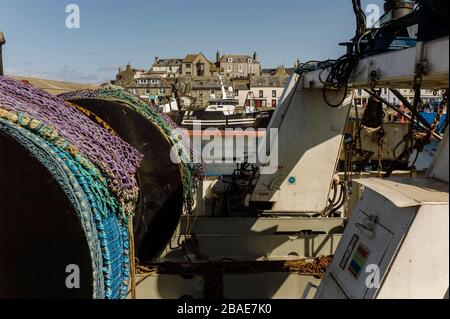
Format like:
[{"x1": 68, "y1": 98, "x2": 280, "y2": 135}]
[
  {"x1": 363, "y1": 89, "x2": 443, "y2": 141},
  {"x1": 0, "y1": 32, "x2": 5, "y2": 76},
  {"x1": 384, "y1": 0, "x2": 415, "y2": 20}
]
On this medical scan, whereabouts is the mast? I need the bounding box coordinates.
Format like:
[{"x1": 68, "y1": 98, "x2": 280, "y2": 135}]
[{"x1": 219, "y1": 74, "x2": 227, "y2": 98}]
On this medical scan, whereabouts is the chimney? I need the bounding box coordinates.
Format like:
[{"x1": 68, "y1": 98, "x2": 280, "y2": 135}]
[
  {"x1": 155, "y1": 56, "x2": 160, "y2": 64},
  {"x1": 216, "y1": 50, "x2": 220, "y2": 64},
  {"x1": 253, "y1": 51, "x2": 257, "y2": 61}
]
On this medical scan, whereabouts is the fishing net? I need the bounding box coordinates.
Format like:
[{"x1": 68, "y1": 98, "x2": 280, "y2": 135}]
[
  {"x1": 0, "y1": 117, "x2": 105, "y2": 298},
  {"x1": 0, "y1": 109, "x2": 130, "y2": 299},
  {"x1": 0, "y1": 77, "x2": 143, "y2": 298},
  {"x1": 59, "y1": 85, "x2": 204, "y2": 215},
  {"x1": 0, "y1": 77, "x2": 143, "y2": 216}
]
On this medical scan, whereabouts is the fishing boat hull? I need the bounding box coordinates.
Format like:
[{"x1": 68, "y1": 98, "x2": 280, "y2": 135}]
[{"x1": 169, "y1": 110, "x2": 274, "y2": 130}]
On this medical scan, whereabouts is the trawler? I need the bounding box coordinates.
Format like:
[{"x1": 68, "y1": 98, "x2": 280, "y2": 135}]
[{"x1": 167, "y1": 75, "x2": 274, "y2": 130}]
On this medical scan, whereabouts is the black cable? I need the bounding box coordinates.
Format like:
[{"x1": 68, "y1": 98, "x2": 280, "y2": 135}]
[
  {"x1": 329, "y1": 184, "x2": 347, "y2": 215},
  {"x1": 333, "y1": 183, "x2": 345, "y2": 208},
  {"x1": 328, "y1": 183, "x2": 339, "y2": 206},
  {"x1": 322, "y1": 0, "x2": 375, "y2": 108}
]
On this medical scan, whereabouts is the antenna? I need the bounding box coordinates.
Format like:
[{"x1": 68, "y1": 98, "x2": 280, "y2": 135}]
[{"x1": 0, "y1": 32, "x2": 5, "y2": 76}]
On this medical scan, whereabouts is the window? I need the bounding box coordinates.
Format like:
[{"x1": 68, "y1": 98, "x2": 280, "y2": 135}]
[
  {"x1": 272, "y1": 100, "x2": 277, "y2": 107},
  {"x1": 249, "y1": 66, "x2": 253, "y2": 73},
  {"x1": 227, "y1": 65, "x2": 232, "y2": 73},
  {"x1": 259, "y1": 90, "x2": 264, "y2": 98},
  {"x1": 196, "y1": 63, "x2": 205, "y2": 76},
  {"x1": 238, "y1": 64, "x2": 243, "y2": 72},
  {"x1": 186, "y1": 64, "x2": 192, "y2": 68},
  {"x1": 272, "y1": 90, "x2": 277, "y2": 98},
  {"x1": 186, "y1": 72, "x2": 192, "y2": 76}
]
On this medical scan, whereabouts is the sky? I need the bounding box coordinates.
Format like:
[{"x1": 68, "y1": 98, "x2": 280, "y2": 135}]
[{"x1": 0, "y1": 0, "x2": 384, "y2": 83}]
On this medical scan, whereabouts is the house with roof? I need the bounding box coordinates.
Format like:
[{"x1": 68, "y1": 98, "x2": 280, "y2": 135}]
[
  {"x1": 180, "y1": 53, "x2": 216, "y2": 77},
  {"x1": 151, "y1": 57, "x2": 183, "y2": 78},
  {"x1": 181, "y1": 76, "x2": 233, "y2": 108},
  {"x1": 237, "y1": 66, "x2": 289, "y2": 108},
  {"x1": 125, "y1": 74, "x2": 173, "y2": 102},
  {"x1": 114, "y1": 64, "x2": 147, "y2": 86},
  {"x1": 217, "y1": 51, "x2": 262, "y2": 78}
]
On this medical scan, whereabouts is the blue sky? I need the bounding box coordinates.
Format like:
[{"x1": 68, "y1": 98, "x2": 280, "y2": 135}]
[{"x1": 0, "y1": 0, "x2": 384, "y2": 83}]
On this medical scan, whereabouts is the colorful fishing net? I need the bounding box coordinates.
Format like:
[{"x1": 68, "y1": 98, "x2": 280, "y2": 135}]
[
  {"x1": 0, "y1": 77, "x2": 143, "y2": 298},
  {"x1": 0, "y1": 112, "x2": 130, "y2": 298},
  {"x1": 0, "y1": 77, "x2": 143, "y2": 216},
  {"x1": 59, "y1": 85, "x2": 204, "y2": 215}
]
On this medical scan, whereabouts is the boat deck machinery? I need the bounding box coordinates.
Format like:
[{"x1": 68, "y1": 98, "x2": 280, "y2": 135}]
[{"x1": 130, "y1": 0, "x2": 449, "y2": 299}]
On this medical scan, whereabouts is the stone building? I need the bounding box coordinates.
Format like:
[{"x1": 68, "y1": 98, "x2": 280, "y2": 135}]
[
  {"x1": 113, "y1": 55, "x2": 295, "y2": 110},
  {"x1": 114, "y1": 64, "x2": 147, "y2": 86},
  {"x1": 237, "y1": 66, "x2": 289, "y2": 108},
  {"x1": 151, "y1": 57, "x2": 182, "y2": 78},
  {"x1": 181, "y1": 76, "x2": 232, "y2": 109},
  {"x1": 180, "y1": 53, "x2": 216, "y2": 77},
  {"x1": 217, "y1": 52, "x2": 261, "y2": 78},
  {"x1": 125, "y1": 74, "x2": 172, "y2": 102}
]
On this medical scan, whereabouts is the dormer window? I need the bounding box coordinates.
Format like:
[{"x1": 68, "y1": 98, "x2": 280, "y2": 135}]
[
  {"x1": 248, "y1": 58, "x2": 253, "y2": 63},
  {"x1": 227, "y1": 57, "x2": 233, "y2": 63}
]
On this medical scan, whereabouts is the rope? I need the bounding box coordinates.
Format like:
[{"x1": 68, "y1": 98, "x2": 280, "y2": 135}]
[{"x1": 128, "y1": 217, "x2": 137, "y2": 299}]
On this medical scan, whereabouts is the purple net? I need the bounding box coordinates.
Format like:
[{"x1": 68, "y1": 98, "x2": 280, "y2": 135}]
[{"x1": 0, "y1": 77, "x2": 143, "y2": 206}]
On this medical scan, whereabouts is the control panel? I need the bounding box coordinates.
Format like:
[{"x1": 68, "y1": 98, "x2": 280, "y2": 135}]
[{"x1": 315, "y1": 177, "x2": 449, "y2": 299}]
